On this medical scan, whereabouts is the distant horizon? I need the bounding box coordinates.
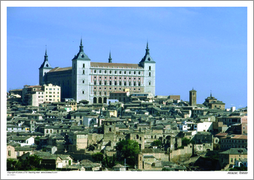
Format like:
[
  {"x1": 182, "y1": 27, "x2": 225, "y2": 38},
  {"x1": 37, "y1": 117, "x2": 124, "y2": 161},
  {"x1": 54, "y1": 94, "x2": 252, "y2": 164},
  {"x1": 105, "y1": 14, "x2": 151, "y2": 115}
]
[{"x1": 4, "y1": 2, "x2": 250, "y2": 110}]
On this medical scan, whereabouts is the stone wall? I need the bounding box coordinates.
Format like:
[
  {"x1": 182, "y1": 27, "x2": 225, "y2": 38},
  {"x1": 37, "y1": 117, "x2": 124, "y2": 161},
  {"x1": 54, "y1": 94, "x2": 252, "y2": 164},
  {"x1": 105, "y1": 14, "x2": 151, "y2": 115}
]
[{"x1": 169, "y1": 145, "x2": 192, "y2": 163}]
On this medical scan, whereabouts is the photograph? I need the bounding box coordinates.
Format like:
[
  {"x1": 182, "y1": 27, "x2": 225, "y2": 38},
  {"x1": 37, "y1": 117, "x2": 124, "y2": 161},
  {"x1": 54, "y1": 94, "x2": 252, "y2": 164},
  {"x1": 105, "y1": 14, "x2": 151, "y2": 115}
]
[{"x1": 2, "y1": 1, "x2": 252, "y2": 179}]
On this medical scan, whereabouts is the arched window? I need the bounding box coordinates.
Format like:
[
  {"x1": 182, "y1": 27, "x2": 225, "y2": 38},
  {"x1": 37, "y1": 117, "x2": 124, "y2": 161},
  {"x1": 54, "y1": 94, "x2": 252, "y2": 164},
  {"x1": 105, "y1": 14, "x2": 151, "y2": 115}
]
[{"x1": 93, "y1": 97, "x2": 97, "y2": 103}]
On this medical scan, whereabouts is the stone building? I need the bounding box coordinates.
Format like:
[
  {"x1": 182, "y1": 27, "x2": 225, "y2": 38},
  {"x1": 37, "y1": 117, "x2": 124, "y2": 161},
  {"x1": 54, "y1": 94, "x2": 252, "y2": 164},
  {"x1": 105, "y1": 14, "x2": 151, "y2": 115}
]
[
  {"x1": 39, "y1": 40, "x2": 156, "y2": 104},
  {"x1": 203, "y1": 93, "x2": 225, "y2": 110},
  {"x1": 22, "y1": 84, "x2": 61, "y2": 106}
]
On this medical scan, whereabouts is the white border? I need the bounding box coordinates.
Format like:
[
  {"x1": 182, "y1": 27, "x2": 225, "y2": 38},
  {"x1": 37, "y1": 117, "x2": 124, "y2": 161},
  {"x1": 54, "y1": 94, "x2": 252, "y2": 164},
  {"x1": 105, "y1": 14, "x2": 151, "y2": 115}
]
[{"x1": 1, "y1": 1, "x2": 253, "y2": 179}]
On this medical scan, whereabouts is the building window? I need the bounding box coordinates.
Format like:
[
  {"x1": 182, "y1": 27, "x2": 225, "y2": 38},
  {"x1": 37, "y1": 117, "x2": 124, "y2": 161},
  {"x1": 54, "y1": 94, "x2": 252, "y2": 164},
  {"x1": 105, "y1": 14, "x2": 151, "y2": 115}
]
[
  {"x1": 129, "y1": 71, "x2": 131, "y2": 74},
  {"x1": 115, "y1": 81, "x2": 117, "y2": 85},
  {"x1": 124, "y1": 71, "x2": 126, "y2": 74},
  {"x1": 119, "y1": 81, "x2": 122, "y2": 86},
  {"x1": 115, "y1": 71, "x2": 117, "y2": 74},
  {"x1": 149, "y1": 72, "x2": 151, "y2": 77},
  {"x1": 149, "y1": 66, "x2": 151, "y2": 70},
  {"x1": 82, "y1": 91, "x2": 84, "y2": 94},
  {"x1": 138, "y1": 82, "x2": 141, "y2": 86},
  {"x1": 134, "y1": 71, "x2": 136, "y2": 74},
  {"x1": 94, "y1": 80, "x2": 97, "y2": 85},
  {"x1": 105, "y1": 81, "x2": 107, "y2": 85},
  {"x1": 124, "y1": 82, "x2": 126, "y2": 86},
  {"x1": 8, "y1": 150, "x2": 11, "y2": 156},
  {"x1": 99, "y1": 81, "x2": 102, "y2": 85},
  {"x1": 110, "y1": 81, "x2": 112, "y2": 85},
  {"x1": 83, "y1": 63, "x2": 85, "y2": 68},
  {"x1": 83, "y1": 80, "x2": 85, "y2": 83},
  {"x1": 138, "y1": 71, "x2": 141, "y2": 75},
  {"x1": 94, "y1": 70, "x2": 96, "y2": 73},
  {"x1": 149, "y1": 81, "x2": 151, "y2": 85},
  {"x1": 99, "y1": 70, "x2": 101, "y2": 73},
  {"x1": 109, "y1": 71, "x2": 112, "y2": 74},
  {"x1": 134, "y1": 82, "x2": 136, "y2": 86},
  {"x1": 119, "y1": 71, "x2": 122, "y2": 74},
  {"x1": 94, "y1": 91, "x2": 96, "y2": 95},
  {"x1": 129, "y1": 82, "x2": 131, "y2": 86}
]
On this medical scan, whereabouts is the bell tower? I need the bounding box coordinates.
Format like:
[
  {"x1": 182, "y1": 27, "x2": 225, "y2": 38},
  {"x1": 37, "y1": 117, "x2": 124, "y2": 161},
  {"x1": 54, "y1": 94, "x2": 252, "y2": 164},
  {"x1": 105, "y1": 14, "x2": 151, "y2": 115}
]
[
  {"x1": 72, "y1": 39, "x2": 91, "y2": 103},
  {"x1": 39, "y1": 49, "x2": 53, "y2": 85},
  {"x1": 139, "y1": 42, "x2": 156, "y2": 96},
  {"x1": 189, "y1": 88, "x2": 197, "y2": 106}
]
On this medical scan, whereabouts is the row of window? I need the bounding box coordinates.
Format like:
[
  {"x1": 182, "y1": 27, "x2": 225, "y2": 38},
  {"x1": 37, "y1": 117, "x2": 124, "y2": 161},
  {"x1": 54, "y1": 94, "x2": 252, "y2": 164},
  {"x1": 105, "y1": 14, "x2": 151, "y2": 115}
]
[
  {"x1": 222, "y1": 144, "x2": 246, "y2": 149},
  {"x1": 45, "y1": 88, "x2": 59, "y2": 90},
  {"x1": 45, "y1": 91, "x2": 60, "y2": 94},
  {"x1": 92, "y1": 69, "x2": 142, "y2": 75},
  {"x1": 94, "y1": 76, "x2": 141, "y2": 80},
  {"x1": 221, "y1": 139, "x2": 246, "y2": 143},
  {"x1": 94, "y1": 86, "x2": 141, "y2": 91},
  {"x1": 45, "y1": 95, "x2": 60, "y2": 98},
  {"x1": 94, "y1": 81, "x2": 141, "y2": 86}
]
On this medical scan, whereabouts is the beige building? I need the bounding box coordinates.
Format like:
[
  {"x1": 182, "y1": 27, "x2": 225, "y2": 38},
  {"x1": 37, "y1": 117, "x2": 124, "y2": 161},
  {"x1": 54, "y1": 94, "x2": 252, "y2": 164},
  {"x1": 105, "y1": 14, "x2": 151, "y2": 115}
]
[
  {"x1": 22, "y1": 83, "x2": 61, "y2": 106},
  {"x1": 219, "y1": 148, "x2": 247, "y2": 169},
  {"x1": 7, "y1": 145, "x2": 16, "y2": 159},
  {"x1": 43, "y1": 83, "x2": 61, "y2": 103}
]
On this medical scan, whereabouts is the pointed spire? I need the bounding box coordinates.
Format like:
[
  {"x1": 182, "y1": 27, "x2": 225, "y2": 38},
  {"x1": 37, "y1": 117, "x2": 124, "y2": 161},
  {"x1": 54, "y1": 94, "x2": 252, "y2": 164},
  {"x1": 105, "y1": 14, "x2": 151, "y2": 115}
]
[
  {"x1": 44, "y1": 47, "x2": 48, "y2": 62},
  {"x1": 145, "y1": 41, "x2": 150, "y2": 55},
  {"x1": 108, "y1": 51, "x2": 112, "y2": 63},
  {"x1": 79, "y1": 39, "x2": 84, "y2": 52}
]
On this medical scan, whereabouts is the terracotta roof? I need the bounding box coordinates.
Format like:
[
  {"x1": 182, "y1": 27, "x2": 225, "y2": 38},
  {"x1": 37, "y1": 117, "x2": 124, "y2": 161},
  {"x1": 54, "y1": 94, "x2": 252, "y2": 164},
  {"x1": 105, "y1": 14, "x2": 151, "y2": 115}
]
[
  {"x1": 91, "y1": 62, "x2": 143, "y2": 69},
  {"x1": 221, "y1": 134, "x2": 247, "y2": 140},
  {"x1": 49, "y1": 67, "x2": 72, "y2": 72},
  {"x1": 214, "y1": 132, "x2": 228, "y2": 137}
]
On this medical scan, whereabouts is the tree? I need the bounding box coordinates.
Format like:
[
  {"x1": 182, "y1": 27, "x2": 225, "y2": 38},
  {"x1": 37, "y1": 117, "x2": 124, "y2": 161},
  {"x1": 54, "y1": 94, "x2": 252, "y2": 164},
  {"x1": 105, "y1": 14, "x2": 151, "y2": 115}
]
[
  {"x1": 182, "y1": 137, "x2": 194, "y2": 146},
  {"x1": 151, "y1": 140, "x2": 162, "y2": 147},
  {"x1": 92, "y1": 152, "x2": 104, "y2": 162},
  {"x1": 115, "y1": 139, "x2": 140, "y2": 167}
]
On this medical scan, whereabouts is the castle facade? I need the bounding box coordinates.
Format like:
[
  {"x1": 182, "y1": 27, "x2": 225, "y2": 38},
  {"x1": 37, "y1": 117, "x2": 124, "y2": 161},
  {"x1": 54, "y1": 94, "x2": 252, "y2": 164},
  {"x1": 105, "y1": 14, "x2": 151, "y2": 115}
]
[{"x1": 39, "y1": 40, "x2": 156, "y2": 103}]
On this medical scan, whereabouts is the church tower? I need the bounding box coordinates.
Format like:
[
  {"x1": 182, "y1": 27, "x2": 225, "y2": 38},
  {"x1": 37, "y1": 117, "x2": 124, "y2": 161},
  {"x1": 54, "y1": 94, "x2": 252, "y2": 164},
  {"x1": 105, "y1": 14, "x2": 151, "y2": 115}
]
[
  {"x1": 139, "y1": 42, "x2": 156, "y2": 95},
  {"x1": 39, "y1": 49, "x2": 53, "y2": 85},
  {"x1": 72, "y1": 39, "x2": 91, "y2": 102},
  {"x1": 189, "y1": 88, "x2": 197, "y2": 106}
]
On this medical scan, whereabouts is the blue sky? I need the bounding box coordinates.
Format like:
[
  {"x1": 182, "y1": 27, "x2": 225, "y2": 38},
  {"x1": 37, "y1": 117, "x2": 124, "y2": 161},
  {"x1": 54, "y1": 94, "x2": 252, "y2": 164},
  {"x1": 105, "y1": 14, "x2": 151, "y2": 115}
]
[{"x1": 6, "y1": 4, "x2": 249, "y2": 109}]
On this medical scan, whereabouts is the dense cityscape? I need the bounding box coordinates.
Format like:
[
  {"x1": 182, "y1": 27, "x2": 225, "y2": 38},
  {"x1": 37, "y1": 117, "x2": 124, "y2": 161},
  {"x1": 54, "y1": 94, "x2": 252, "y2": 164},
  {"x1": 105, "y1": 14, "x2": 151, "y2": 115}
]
[{"x1": 6, "y1": 41, "x2": 248, "y2": 172}]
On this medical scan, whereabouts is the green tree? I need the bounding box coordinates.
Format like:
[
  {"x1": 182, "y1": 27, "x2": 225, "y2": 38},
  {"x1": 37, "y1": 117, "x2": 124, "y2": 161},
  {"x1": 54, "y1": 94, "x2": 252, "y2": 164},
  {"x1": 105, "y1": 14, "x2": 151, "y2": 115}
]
[
  {"x1": 92, "y1": 152, "x2": 104, "y2": 162},
  {"x1": 182, "y1": 137, "x2": 194, "y2": 146},
  {"x1": 116, "y1": 139, "x2": 140, "y2": 167},
  {"x1": 151, "y1": 140, "x2": 162, "y2": 147}
]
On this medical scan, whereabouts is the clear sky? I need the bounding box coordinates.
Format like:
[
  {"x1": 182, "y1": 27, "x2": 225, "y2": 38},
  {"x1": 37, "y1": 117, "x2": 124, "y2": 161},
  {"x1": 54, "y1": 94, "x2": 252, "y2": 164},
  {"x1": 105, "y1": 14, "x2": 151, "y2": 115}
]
[{"x1": 5, "y1": 2, "x2": 249, "y2": 109}]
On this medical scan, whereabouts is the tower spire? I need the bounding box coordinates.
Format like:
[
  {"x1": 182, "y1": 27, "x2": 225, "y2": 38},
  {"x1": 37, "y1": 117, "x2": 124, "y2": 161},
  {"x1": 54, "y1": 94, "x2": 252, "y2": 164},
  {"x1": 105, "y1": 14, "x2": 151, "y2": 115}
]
[
  {"x1": 108, "y1": 51, "x2": 112, "y2": 63},
  {"x1": 44, "y1": 47, "x2": 48, "y2": 61},
  {"x1": 79, "y1": 39, "x2": 84, "y2": 52},
  {"x1": 146, "y1": 41, "x2": 150, "y2": 55}
]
